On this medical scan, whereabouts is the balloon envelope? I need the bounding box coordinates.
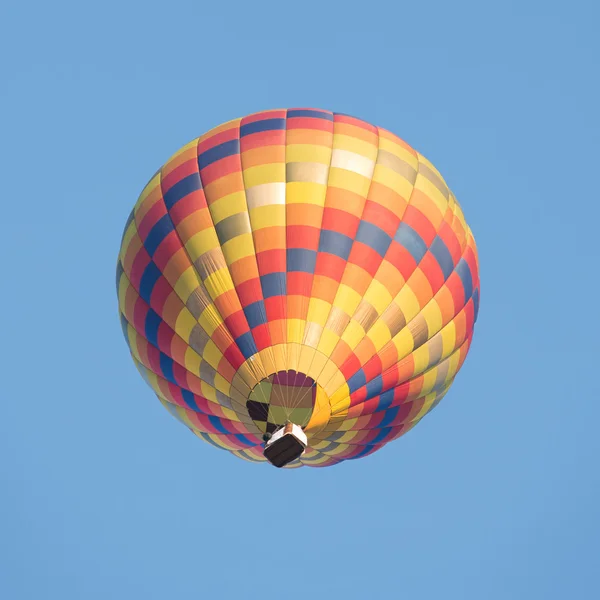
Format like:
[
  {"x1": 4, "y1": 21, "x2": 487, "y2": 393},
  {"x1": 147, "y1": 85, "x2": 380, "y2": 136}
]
[{"x1": 116, "y1": 108, "x2": 480, "y2": 467}]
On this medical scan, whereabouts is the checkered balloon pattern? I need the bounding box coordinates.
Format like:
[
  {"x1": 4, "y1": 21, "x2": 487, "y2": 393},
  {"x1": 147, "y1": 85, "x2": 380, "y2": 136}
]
[{"x1": 116, "y1": 109, "x2": 480, "y2": 467}]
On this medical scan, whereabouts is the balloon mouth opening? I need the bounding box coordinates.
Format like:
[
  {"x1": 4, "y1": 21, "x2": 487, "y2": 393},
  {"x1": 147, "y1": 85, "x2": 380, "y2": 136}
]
[{"x1": 246, "y1": 370, "x2": 318, "y2": 434}]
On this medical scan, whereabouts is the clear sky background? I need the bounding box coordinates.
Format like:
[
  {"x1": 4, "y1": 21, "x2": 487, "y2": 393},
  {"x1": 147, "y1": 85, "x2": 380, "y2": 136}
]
[{"x1": 2, "y1": 1, "x2": 599, "y2": 598}]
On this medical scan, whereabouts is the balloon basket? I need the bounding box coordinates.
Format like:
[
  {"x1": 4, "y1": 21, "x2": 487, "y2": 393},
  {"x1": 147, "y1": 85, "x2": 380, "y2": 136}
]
[{"x1": 263, "y1": 423, "x2": 308, "y2": 468}]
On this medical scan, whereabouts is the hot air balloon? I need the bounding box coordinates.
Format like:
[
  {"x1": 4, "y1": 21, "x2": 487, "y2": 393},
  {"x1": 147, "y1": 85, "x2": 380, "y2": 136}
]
[{"x1": 116, "y1": 108, "x2": 480, "y2": 468}]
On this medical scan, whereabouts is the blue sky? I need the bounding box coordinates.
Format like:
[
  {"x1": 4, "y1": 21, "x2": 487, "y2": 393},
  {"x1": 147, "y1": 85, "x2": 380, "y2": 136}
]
[{"x1": 2, "y1": 0, "x2": 599, "y2": 598}]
